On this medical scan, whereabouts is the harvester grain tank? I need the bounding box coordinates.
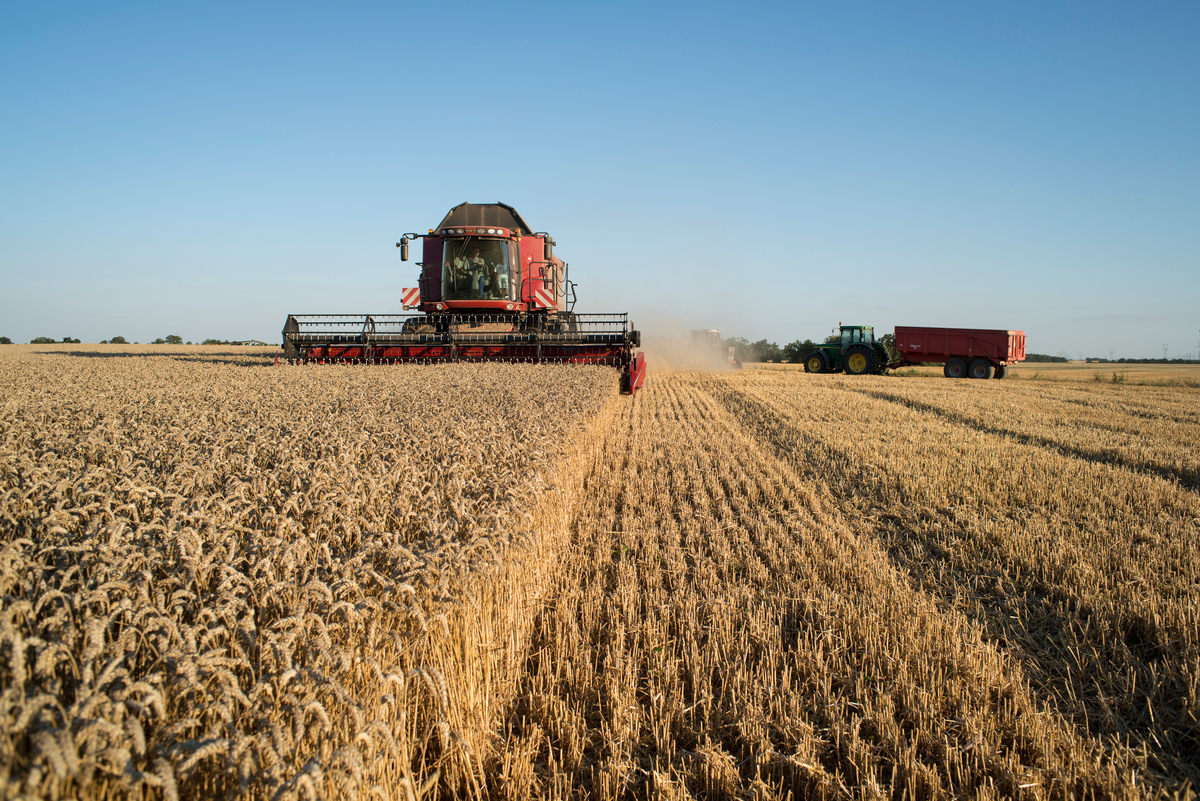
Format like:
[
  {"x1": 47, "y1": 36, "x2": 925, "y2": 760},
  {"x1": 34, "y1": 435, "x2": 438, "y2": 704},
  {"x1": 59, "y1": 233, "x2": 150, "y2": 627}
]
[
  {"x1": 281, "y1": 202, "x2": 646, "y2": 393},
  {"x1": 803, "y1": 324, "x2": 1025, "y2": 378}
]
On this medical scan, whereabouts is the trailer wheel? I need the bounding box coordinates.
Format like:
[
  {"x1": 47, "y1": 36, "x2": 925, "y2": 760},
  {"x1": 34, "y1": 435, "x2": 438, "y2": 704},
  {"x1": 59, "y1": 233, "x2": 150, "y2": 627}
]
[
  {"x1": 844, "y1": 345, "x2": 877, "y2": 376},
  {"x1": 944, "y1": 358, "x2": 968, "y2": 379},
  {"x1": 969, "y1": 359, "x2": 995, "y2": 379},
  {"x1": 993, "y1": 364, "x2": 1008, "y2": 379},
  {"x1": 804, "y1": 351, "x2": 830, "y2": 374}
]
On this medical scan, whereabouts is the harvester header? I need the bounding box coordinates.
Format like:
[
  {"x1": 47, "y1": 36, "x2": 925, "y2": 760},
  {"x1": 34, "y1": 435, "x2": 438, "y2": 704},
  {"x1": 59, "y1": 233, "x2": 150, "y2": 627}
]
[{"x1": 283, "y1": 202, "x2": 647, "y2": 393}]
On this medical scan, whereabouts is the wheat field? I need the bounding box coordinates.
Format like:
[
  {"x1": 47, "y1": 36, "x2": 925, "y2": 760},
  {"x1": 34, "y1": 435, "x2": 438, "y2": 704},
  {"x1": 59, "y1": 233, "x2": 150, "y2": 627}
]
[{"x1": 1, "y1": 345, "x2": 1197, "y2": 799}]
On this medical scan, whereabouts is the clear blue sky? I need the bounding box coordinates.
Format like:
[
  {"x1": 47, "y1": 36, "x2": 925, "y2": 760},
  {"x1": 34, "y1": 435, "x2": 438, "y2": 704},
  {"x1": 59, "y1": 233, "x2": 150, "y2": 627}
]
[{"x1": 2, "y1": 2, "x2": 1197, "y2": 358}]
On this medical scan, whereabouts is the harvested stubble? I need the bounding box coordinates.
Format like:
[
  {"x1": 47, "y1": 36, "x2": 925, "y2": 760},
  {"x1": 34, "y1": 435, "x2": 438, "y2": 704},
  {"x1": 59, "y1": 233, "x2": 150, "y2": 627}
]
[
  {"x1": 0, "y1": 347, "x2": 617, "y2": 799},
  {"x1": 722, "y1": 372, "x2": 1199, "y2": 791},
  {"x1": 494, "y1": 364, "x2": 1198, "y2": 798},
  {"x1": 843, "y1": 378, "x2": 1200, "y2": 491}
]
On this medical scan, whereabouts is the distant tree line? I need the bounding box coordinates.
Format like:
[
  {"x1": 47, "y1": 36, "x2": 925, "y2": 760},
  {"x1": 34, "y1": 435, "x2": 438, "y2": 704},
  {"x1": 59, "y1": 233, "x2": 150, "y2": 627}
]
[
  {"x1": 1025, "y1": 353, "x2": 1068, "y2": 363},
  {"x1": 1085, "y1": 357, "x2": 1199, "y2": 364},
  {"x1": 0, "y1": 336, "x2": 265, "y2": 346}
]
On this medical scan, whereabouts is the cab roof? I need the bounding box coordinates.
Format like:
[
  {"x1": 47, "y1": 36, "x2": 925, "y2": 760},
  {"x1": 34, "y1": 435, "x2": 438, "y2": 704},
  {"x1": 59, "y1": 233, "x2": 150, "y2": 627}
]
[{"x1": 435, "y1": 202, "x2": 535, "y2": 236}]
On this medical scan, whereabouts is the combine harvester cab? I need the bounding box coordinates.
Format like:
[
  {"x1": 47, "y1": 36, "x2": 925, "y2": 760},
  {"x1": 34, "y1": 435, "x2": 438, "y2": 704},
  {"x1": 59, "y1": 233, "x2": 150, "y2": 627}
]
[{"x1": 281, "y1": 202, "x2": 646, "y2": 394}]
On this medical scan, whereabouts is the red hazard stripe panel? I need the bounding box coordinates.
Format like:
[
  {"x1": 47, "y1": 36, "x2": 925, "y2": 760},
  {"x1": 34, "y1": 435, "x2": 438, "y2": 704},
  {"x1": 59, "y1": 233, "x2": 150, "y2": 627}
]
[
  {"x1": 401, "y1": 287, "x2": 421, "y2": 308},
  {"x1": 532, "y1": 287, "x2": 555, "y2": 308}
]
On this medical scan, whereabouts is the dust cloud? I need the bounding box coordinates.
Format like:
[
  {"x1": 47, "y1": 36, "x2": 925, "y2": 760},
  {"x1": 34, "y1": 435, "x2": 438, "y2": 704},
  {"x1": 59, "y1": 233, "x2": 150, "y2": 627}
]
[{"x1": 631, "y1": 313, "x2": 742, "y2": 372}]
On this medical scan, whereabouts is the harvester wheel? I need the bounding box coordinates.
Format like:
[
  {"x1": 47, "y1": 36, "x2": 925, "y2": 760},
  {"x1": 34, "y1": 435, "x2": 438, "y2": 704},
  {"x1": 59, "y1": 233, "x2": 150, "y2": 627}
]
[
  {"x1": 844, "y1": 345, "x2": 877, "y2": 376},
  {"x1": 994, "y1": 364, "x2": 1008, "y2": 379},
  {"x1": 969, "y1": 359, "x2": 995, "y2": 379},
  {"x1": 804, "y1": 351, "x2": 830, "y2": 374},
  {"x1": 944, "y1": 358, "x2": 968, "y2": 379}
]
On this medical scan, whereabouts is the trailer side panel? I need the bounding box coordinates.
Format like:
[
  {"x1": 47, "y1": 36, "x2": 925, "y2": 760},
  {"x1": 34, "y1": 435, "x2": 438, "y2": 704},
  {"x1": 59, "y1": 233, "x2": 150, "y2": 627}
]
[{"x1": 894, "y1": 326, "x2": 1025, "y2": 365}]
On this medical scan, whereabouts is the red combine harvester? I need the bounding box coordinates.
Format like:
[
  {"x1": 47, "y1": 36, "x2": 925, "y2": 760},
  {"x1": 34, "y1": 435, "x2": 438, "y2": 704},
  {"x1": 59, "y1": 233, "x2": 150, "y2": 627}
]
[{"x1": 281, "y1": 202, "x2": 647, "y2": 393}]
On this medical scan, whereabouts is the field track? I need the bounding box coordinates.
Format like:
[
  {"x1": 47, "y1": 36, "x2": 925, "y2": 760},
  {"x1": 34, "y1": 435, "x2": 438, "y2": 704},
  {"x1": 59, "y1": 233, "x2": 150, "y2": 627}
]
[
  {"x1": 2, "y1": 346, "x2": 1197, "y2": 799},
  {"x1": 500, "y1": 367, "x2": 1197, "y2": 799}
]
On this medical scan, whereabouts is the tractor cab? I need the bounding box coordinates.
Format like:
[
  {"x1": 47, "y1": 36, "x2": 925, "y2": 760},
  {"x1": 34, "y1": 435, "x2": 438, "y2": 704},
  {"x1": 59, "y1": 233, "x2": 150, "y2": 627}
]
[{"x1": 839, "y1": 325, "x2": 875, "y2": 347}]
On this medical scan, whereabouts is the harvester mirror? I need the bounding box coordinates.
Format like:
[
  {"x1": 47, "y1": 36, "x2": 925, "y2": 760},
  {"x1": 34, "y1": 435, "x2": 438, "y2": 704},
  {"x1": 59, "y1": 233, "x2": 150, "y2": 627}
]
[
  {"x1": 543, "y1": 238, "x2": 553, "y2": 262},
  {"x1": 398, "y1": 237, "x2": 410, "y2": 261}
]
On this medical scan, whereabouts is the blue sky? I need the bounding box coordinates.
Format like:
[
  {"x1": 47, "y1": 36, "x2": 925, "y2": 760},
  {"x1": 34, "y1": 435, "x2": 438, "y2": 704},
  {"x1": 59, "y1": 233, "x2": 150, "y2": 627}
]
[{"x1": 2, "y1": 2, "x2": 1197, "y2": 358}]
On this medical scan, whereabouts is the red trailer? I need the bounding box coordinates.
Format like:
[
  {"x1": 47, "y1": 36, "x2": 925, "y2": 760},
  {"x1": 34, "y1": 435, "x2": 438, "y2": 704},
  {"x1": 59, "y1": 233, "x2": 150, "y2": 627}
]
[{"x1": 892, "y1": 326, "x2": 1026, "y2": 379}]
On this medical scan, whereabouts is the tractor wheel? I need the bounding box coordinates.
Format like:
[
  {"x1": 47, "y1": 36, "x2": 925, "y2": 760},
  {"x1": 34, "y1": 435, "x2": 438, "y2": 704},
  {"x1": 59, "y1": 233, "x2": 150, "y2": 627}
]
[
  {"x1": 969, "y1": 359, "x2": 995, "y2": 380},
  {"x1": 944, "y1": 358, "x2": 968, "y2": 379},
  {"x1": 804, "y1": 351, "x2": 830, "y2": 374},
  {"x1": 994, "y1": 364, "x2": 1007, "y2": 379},
  {"x1": 844, "y1": 345, "x2": 877, "y2": 376}
]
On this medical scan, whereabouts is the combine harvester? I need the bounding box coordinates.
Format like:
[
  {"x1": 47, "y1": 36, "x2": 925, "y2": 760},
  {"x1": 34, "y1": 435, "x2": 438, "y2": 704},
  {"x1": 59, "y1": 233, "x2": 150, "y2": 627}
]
[
  {"x1": 282, "y1": 202, "x2": 646, "y2": 393},
  {"x1": 689, "y1": 329, "x2": 741, "y2": 369}
]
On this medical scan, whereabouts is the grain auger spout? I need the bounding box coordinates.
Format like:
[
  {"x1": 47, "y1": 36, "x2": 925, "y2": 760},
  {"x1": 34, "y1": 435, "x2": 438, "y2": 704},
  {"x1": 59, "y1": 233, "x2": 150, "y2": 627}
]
[{"x1": 281, "y1": 202, "x2": 645, "y2": 393}]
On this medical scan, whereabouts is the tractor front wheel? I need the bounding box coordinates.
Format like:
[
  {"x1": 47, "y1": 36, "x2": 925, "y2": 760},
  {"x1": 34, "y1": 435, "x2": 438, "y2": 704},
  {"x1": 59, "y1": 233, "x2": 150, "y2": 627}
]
[
  {"x1": 944, "y1": 358, "x2": 968, "y2": 379},
  {"x1": 804, "y1": 351, "x2": 830, "y2": 374},
  {"x1": 994, "y1": 364, "x2": 1008, "y2": 379},
  {"x1": 844, "y1": 345, "x2": 877, "y2": 376}
]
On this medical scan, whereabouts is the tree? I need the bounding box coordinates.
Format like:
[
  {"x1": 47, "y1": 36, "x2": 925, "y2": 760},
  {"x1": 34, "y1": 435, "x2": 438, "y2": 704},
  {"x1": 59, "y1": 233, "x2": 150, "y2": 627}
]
[
  {"x1": 61, "y1": 337, "x2": 80, "y2": 344},
  {"x1": 165, "y1": 334, "x2": 184, "y2": 344},
  {"x1": 783, "y1": 339, "x2": 817, "y2": 363},
  {"x1": 110, "y1": 336, "x2": 128, "y2": 344},
  {"x1": 723, "y1": 337, "x2": 753, "y2": 364},
  {"x1": 878, "y1": 332, "x2": 897, "y2": 361},
  {"x1": 30, "y1": 336, "x2": 55, "y2": 344},
  {"x1": 752, "y1": 339, "x2": 783, "y2": 362},
  {"x1": 0, "y1": 337, "x2": 11, "y2": 345},
  {"x1": 152, "y1": 338, "x2": 165, "y2": 344}
]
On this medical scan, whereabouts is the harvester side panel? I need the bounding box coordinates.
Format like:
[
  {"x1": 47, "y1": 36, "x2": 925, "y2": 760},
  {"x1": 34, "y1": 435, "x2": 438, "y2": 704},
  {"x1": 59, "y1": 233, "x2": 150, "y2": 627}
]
[
  {"x1": 514, "y1": 235, "x2": 564, "y2": 311},
  {"x1": 518, "y1": 237, "x2": 536, "y2": 306},
  {"x1": 421, "y1": 236, "x2": 443, "y2": 303}
]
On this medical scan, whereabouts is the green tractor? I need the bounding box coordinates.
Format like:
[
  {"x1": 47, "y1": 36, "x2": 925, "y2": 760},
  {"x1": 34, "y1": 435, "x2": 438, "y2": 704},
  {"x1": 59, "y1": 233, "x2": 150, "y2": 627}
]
[{"x1": 803, "y1": 325, "x2": 890, "y2": 375}]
